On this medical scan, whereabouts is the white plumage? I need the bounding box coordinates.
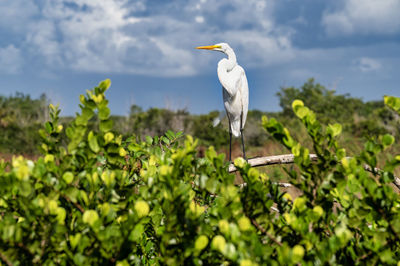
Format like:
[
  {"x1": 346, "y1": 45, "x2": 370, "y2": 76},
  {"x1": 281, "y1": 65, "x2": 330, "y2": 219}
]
[{"x1": 196, "y1": 42, "x2": 249, "y2": 160}]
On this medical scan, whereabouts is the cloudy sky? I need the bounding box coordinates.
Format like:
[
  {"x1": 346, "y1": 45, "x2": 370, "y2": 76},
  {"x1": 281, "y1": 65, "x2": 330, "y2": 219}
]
[{"x1": 0, "y1": 0, "x2": 399, "y2": 115}]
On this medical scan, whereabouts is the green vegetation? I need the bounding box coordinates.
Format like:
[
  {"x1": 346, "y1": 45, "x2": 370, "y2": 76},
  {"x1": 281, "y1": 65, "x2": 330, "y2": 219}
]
[
  {"x1": 1, "y1": 78, "x2": 399, "y2": 159},
  {"x1": 0, "y1": 93, "x2": 49, "y2": 155},
  {"x1": 0, "y1": 80, "x2": 399, "y2": 264}
]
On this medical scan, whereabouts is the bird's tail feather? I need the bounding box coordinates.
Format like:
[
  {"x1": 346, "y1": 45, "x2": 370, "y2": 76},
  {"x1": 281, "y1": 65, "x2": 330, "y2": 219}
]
[{"x1": 230, "y1": 120, "x2": 241, "y2": 137}]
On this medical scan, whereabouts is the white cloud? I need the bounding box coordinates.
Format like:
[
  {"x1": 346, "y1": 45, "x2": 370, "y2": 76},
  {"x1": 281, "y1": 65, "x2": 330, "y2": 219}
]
[
  {"x1": 27, "y1": 20, "x2": 63, "y2": 66},
  {"x1": 0, "y1": 0, "x2": 39, "y2": 33},
  {"x1": 322, "y1": 0, "x2": 400, "y2": 36},
  {"x1": 195, "y1": 16, "x2": 205, "y2": 23},
  {"x1": 224, "y1": 31, "x2": 295, "y2": 67},
  {"x1": 0, "y1": 0, "x2": 296, "y2": 77},
  {"x1": 0, "y1": 45, "x2": 23, "y2": 74},
  {"x1": 354, "y1": 57, "x2": 382, "y2": 72}
]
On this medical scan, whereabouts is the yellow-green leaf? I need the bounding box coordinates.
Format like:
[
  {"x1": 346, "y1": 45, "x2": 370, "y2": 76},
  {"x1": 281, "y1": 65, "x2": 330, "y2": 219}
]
[
  {"x1": 134, "y1": 200, "x2": 150, "y2": 218},
  {"x1": 194, "y1": 235, "x2": 209, "y2": 251},
  {"x1": 295, "y1": 106, "x2": 309, "y2": 119},
  {"x1": 63, "y1": 172, "x2": 74, "y2": 184},
  {"x1": 88, "y1": 131, "x2": 100, "y2": 153},
  {"x1": 292, "y1": 99, "x2": 304, "y2": 110},
  {"x1": 211, "y1": 235, "x2": 226, "y2": 253},
  {"x1": 382, "y1": 134, "x2": 395, "y2": 147},
  {"x1": 98, "y1": 79, "x2": 111, "y2": 92},
  {"x1": 83, "y1": 210, "x2": 100, "y2": 226},
  {"x1": 328, "y1": 123, "x2": 342, "y2": 137}
]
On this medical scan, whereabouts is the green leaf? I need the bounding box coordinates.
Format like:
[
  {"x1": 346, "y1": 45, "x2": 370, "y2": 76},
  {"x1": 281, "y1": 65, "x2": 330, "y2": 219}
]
[
  {"x1": 384, "y1": 95, "x2": 400, "y2": 111},
  {"x1": 194, "y1": 235, "x2": 209, "y2": 251},
  {"x1": 66, "y1": 127, "x2": 74, "y2": 139},
  {"x1": 294, "y1": 106, "x2": 309, "y2": 119},
  {"x1": 55, "y1": 207, "x2": 66, "y2": 224},
  {"x1": 98, "y1": 106, "x2": 110, "y2": 120},
  {"x1": 75, "y1": 115, "x2": 88, "y2": 126},
  {"x1": 82, "y1": 210, "x2": 100, "y2": 227},
  {"x1": 19, "y1": 181, "x2": 32, "y2": 197},
  {"x1": 98, "y1": 79, "x2": 111, "y2": 93},
  {"x1": 382, "y1": 134, "x2": 395, "y2": 147},
  {"x1": 116, "y1": 260, "x2": 130, "y2": 266},
  {"x1": 328, "y1": 123, "x2": 342, "y2": 137},
  {"x1": 79, "y1": 94, "x2": 86, "y2": 104},
  {"x1": 88, "y1": 131, "x2": 100, "y2": 153},
  {"x1": 146, "y1": 136, "x2": 153, "y2": 145},
  {"x1": 162, "y1": 136, "x2": 170, "y2": 145},
  {"x1": 291, "y1": 143, "x2": 301, "y2": 156},
  {"x1": 292, "y1": 99, "x2": 304, "y2": 110},
  {"x1": 99, "y1": 120, "x2": 113, "y2": 132},
  {"x1": 81, "y1": 107, "x2": 94, "y2": 121},
  {"x1": 129, "y1": 224, "x2": 145, "y2": 242},
  {"x1": 45, "y1": 122, "x2": 53, "y2": 134},
  {"x1": 63, "y1": 172, "x2": 74, "y2": 184},
  {"x1": 166, "y1": 130, "x2": 174, "y2": 140},
  {"x1": 69, "y1": 233, "x2": 82, "y2": 250}
]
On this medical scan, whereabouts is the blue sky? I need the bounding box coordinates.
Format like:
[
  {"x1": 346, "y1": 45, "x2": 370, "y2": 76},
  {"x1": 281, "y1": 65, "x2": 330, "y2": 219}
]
[{"x1": 0, "y1": 0, "x2": 399, "y2": 115}]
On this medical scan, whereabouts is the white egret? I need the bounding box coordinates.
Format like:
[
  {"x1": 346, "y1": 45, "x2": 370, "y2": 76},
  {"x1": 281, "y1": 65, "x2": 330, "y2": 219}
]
[{"x1": 196, "y1": 43, "x2": 249, "y2": 161}]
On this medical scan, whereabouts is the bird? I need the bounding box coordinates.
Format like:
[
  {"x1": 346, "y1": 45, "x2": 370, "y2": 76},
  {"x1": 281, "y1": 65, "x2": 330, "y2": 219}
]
[{"x1": 196, "y1": 43, "x2": 249, "y2": 161}]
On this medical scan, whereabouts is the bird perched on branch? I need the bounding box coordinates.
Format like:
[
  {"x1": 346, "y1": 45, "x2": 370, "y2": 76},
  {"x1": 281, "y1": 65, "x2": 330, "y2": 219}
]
[{"x1": 196, "y1": 43, "x2": 249, "y2": 161}]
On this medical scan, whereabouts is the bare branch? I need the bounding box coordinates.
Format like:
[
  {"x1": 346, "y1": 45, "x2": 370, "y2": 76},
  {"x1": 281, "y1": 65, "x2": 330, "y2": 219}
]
[
  {"x1": 228, "y1": 154, "x2": 318, "y2": 172},
  {"x1": 250, "y1": 218, "x2": 282, "y2": 246},
  {"x1": 229, "y1": 154, "x2": 400, "y2": 190}
]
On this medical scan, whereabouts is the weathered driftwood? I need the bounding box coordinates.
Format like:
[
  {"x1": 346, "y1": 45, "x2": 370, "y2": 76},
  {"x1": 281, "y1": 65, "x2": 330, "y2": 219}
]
[
  {"x1": 229, "y1": 154, "x2": 400, "y2": 190},
  {"x1": 228, "y1": 154, "x2": 317, "y2": 172}
]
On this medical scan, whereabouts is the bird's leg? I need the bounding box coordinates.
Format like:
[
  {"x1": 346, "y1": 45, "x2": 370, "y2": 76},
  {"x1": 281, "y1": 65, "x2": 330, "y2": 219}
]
[
  {"x1": 229, "y1": 130, "x2": 232, "y2": 162},
  {"x1": 240, "y1": 112, "x2": 247, "y2": 161},
  {"x1": 240, "y1": 129, "x2": 246, "y2": 161},
  {"x1": 227, "y1": 116, "x2": 232, "y2": 162}
]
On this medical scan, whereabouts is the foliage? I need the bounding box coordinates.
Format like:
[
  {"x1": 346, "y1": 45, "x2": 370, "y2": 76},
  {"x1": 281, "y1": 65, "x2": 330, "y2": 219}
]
[
  {"x1": 0, "y1": 80, "x2": 399, "y2": 265},
  {"x1": 1, "y1": 79, "x2": 399, "y2": 156},
  {"x1": 0, "y1": 93, "x2": 49, "y2": 128},
  {"x1": 263, "y1": 98, "x2": 400, "y2": 264},
  {"x1": 277, "y1": 78, "x2": 396, "y2": 138},
  {"x1": 0, "y1": 93, "x2": 48, "y2": 154},
  {"x1": 189, "y1": 111, "x2": 228, "y2": 148}
]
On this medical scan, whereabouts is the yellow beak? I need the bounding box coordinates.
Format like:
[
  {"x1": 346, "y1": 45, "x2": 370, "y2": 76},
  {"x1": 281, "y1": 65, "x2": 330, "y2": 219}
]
[{"x1": 196, "y1": 45, "x2": 221, "y2": 50}]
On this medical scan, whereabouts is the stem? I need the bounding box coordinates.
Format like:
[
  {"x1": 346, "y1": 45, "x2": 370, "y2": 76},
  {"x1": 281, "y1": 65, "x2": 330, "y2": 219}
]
[
  {"x1": 0, "y1": 250, "x2": 12, "y2": 266},
  {"x1": 251, "y1": 218, "x2": 282, "y2": 246},
  {"x1": 62, "y1": 195, "x2": 84, "y2": 213}
]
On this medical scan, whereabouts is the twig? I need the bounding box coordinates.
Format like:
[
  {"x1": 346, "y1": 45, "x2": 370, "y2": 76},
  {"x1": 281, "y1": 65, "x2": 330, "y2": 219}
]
[
  {"x1": 250, "y1": 218, "x2": 282, "y2": 246},
  {"x1": 62, "y1": 195, "x2": 85, "y2": 213},
  {"x1": 358, "y1": 251, "x2": 373, "y2": 262},
  {"x1": 228, "y1": 154, "x2": 400, "y2": 190},
  {"x1": 377, "y1": 208, "x2": 400, "y2": 241},
  {"x1": 363, "y1": 164, "x2": 400, "y2": 190},
  {"x1": 238, "y1": 182, "x2": 292, "y2": 188},
  {"x1": 0, "y1": 250, "x2": 12, "y2": 266}
]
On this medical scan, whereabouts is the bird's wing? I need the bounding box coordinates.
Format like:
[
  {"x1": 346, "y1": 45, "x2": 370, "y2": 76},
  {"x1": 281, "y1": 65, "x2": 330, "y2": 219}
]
[
  {"x1": 217, "y1": 60, "x2": 243, "y2": 97},
  {"x1": 239, "y1": 67, "x2": 249, "y2": 129}
]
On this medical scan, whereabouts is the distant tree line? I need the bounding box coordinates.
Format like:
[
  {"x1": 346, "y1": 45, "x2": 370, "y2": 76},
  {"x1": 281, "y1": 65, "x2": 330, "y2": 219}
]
[
  {"x1": 1, "y1": 79, "x2": 399, "y2": 156},
  {"x1": 0, "y1": 93, "x2": 49, "y2": 154}
]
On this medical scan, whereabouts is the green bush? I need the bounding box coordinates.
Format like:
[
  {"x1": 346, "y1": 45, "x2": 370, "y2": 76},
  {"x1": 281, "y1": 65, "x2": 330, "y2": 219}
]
[{"x1": 0, "y1": 80, "x2": 399, "y2": 265}]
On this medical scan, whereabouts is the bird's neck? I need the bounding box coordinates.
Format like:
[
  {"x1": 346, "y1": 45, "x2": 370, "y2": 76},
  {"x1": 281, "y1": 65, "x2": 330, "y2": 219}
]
[{"x1": 225, "y1": 49, "x2": 237, "y2": 71}]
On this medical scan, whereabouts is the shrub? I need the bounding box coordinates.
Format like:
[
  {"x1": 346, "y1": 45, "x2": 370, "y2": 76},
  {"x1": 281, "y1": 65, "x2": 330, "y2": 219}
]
[{"x1": 0, "y1": 80, "x2": 399, "y2": 265}]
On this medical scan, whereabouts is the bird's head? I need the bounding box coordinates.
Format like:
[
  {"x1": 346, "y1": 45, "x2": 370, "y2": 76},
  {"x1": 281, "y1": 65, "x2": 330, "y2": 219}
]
[{"x1": 196, "y1": 42, "x2": 231, "y2": 53}]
